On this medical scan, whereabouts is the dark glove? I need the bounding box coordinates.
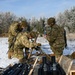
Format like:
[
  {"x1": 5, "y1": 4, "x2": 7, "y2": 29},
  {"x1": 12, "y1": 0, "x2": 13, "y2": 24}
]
[{"x1": 35, "y1": 46, "x2": 40, "y2": 51}]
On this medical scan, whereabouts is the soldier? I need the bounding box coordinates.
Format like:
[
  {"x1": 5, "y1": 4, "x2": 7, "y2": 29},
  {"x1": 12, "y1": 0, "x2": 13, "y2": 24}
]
[
  {"x1": 45, "y1": 17, "x2": 65, "y2": 62},
  {"x1": 8, "y1": 20, "x2": 28, "y2": 59},
  {"x1": 13, "y1": 31, "x2": 41, "y2": 62}
]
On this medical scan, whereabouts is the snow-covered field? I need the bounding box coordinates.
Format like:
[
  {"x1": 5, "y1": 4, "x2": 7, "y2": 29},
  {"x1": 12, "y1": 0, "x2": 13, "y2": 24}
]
[{"x1": 0, "y1": 37, "x2": 75, "y2": 68}]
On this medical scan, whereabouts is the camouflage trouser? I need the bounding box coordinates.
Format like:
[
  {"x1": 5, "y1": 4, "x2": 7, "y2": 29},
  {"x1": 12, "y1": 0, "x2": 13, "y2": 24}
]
[
  {"x1": 8, "y1": 41, "x2": 14, "y2": 59},
  {"x1": 13, "y1": 48, "x2": 24, "y2": 60},
  {"x1": 8, "y1": 37, "x2": 14, "y2": 59},
  {"x1": 8, "y1": 36, "x2": 14, "y2": 52},
  {"x1": 51, "y1": 46, "x2": 64, "y2": 58}
]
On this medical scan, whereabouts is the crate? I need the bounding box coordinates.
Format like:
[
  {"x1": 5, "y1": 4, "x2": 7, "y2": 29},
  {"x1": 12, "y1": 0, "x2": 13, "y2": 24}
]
[
  {"x1": 70, "y1": 63, "x2": 75, "y2": 75},
  {"x1": 58, "y1": 55, "x2": 73, "y2": 75}
]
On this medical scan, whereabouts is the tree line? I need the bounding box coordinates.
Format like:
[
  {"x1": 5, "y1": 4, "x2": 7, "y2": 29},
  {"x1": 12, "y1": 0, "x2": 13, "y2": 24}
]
[
  {"x1": 56, "y1": 6, "x2": 75, "y2": 33},
  {"x1": 0, "y1": 6, "x2": 75, "y2": 36}
]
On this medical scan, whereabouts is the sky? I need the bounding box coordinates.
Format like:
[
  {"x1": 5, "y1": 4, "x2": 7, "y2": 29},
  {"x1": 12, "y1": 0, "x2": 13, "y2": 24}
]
[{"x1": 0, "y1": 0, "x2": 75, "y2": 19}]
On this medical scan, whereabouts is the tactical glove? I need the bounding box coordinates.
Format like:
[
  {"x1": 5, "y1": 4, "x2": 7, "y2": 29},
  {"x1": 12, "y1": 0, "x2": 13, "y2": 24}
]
[{"x1": 35, "y1": 46, "x2": 40, "y2": 50}]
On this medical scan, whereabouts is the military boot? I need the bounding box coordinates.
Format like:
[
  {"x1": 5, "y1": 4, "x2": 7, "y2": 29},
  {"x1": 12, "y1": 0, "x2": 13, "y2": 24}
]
[{"x1": 8, "y1": 50, "x2": 14, "y2": 59}]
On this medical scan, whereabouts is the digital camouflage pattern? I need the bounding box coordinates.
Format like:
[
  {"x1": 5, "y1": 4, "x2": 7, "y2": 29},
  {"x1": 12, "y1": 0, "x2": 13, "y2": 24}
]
[
  {"x1": 46, "y1": 19, "x2": 65, "y2": 57},
  {"x1": 13, "y1": 32, "x2": 40, "y2": 60}
]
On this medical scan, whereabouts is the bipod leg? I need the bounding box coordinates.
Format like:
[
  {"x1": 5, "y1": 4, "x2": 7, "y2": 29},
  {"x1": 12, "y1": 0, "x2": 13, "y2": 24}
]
[
  {"x1": 39, "y1": 47, "x2": 51, "y2": 61},
  {"x1": 28, "y1": 56, "x2": 38, "y2": 75}
]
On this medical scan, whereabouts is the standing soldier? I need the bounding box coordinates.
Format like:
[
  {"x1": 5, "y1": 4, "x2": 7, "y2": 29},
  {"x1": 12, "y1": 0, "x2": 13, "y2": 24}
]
[
  {"x1": 45, "y1": 17, "x2": 65, "y2": 62},
  {"x1": 8, "y1": 20, "x2": 28, "y2": 59},
  {"x1": 13, "y1": 31, "x2": 41, "y2": 63}
]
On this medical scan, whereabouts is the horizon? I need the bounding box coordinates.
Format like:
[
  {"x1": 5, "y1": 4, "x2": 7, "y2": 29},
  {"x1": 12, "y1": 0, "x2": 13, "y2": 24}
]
[{"x1": 0, "y1": 0, "x2": 75, "y2": 19}]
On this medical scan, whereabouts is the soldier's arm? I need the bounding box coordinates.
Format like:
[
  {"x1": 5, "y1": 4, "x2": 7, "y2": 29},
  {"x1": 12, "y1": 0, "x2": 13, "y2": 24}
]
[{"x1": 21, "y1": 36, "x2": 38, "y2": 48}]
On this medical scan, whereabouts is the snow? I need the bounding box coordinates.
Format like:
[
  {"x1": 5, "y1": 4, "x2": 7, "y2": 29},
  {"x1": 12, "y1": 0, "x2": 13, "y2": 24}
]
[
  {"x1": 0, "y1": 37, "x2": 75, "y2": 68},
  {"x1": 0, "y1": 38, "x2": 19, "y2": 68}
]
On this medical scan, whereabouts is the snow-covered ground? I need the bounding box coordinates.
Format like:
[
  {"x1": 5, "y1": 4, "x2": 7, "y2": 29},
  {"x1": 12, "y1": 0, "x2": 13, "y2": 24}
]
[{"x1": 0, "y1": 37, "x2": 75, "y2": 68}]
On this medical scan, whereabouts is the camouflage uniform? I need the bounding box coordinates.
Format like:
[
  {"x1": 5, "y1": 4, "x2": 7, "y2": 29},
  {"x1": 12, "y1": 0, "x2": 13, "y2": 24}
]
[
  {"x1": 8, "y1": 22, "x2": 20, "y2": 58},
  {"x1": 46, "y1": 18, "x2": 65, "y2": 58},
  {"x1": 8, "y1": 21, "x2": 28, "y2": 59},
  {"x1": 13, "y1": 32, "x2": 40, "y2": 60},
  {"x1": 19, "y1": 21, "x2": 30, "y2": 58}
]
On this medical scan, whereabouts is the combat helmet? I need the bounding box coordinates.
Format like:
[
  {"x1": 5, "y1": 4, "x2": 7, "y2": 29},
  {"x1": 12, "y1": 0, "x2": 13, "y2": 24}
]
[
  {"x1": 20, "y1": 20, "x2": 28, "y2": 28},
  {"x1": 47, "y1": 17, "x2": 55, "y2": 25},
  {"x1": 30, "y1": 31, "x2": 38, "y2": 38}
]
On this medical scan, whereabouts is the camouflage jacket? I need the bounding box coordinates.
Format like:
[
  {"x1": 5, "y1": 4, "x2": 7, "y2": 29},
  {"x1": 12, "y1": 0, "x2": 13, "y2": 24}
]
[
  {"x1": 46, "y1": 24, "x2": 65, "y2": 48},
  {"x1": 14, "y1": 32, "x2": 38, "y2": 49}
]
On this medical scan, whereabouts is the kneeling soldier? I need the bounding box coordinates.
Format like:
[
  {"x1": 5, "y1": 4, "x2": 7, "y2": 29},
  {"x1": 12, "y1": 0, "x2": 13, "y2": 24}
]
[{"x1": 13, "y1": 32, "x2": 41, "y2": 62}]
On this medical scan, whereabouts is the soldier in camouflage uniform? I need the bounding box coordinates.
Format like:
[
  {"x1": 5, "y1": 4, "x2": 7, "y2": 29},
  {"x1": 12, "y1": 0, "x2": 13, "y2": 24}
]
[
  {"x1": 13, "y1": 31, "x2": 41, "y2": 62},
  {"x1": 8, "y1": 20, "x2": 28, "y2": 59},
  {"x1": 46, "y1": 17, "x2": 65, "y2": 61}
]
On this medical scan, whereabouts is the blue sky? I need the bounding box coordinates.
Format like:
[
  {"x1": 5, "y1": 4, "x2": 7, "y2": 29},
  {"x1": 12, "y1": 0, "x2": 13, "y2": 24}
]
[{"x1": 0, "y1": 0, "x2": 75, "y2": 19}]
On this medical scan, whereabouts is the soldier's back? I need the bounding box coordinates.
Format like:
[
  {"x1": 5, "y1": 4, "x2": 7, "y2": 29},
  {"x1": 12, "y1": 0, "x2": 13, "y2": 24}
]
[{"x1": 15, "y1": 32, "x2": 28, "y2": 43}]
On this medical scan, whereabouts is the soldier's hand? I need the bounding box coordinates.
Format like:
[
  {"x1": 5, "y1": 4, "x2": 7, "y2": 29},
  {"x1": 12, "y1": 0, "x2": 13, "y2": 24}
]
[
  {"x1": 37, "y1": 43, "x2": 41, "y2": 46},
  {"x1": 35, "y1": 46, "x2": 40, "y2": 50},
  {"x1": 50, "y1": 54, "x2": 55, "y2": 56}
]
